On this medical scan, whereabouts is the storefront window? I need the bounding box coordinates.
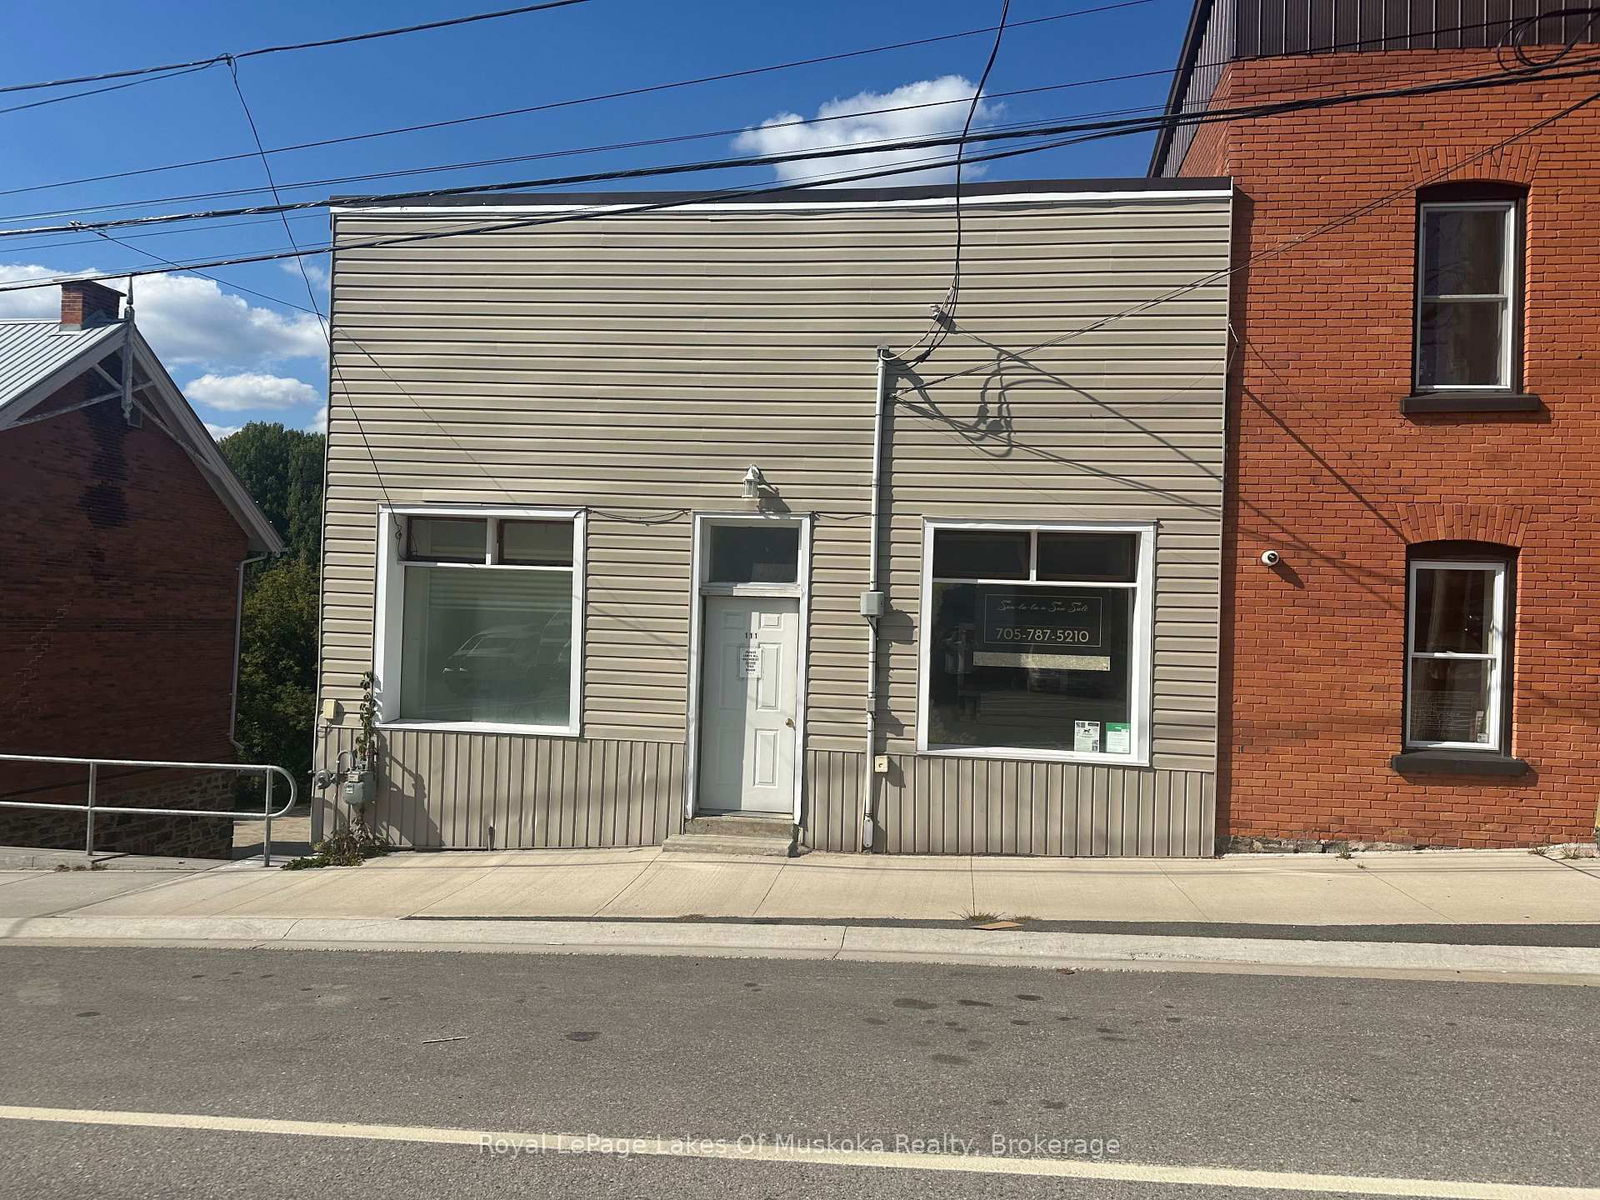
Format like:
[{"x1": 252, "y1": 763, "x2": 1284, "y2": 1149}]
[
  {"x1": 385, "y1": 511, "x2": 581, "y2": 731},
  {"x1": 922, "y1": 524, "x2": 1148, "y2": 759}
]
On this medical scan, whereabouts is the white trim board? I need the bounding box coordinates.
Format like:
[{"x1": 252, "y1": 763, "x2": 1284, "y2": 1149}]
[
  {"x1": 331, "y1": 189, "x2": 1233, "y2": 218},
  {"x1": 683, "y1": 511, "x2": 812, "y2": 826},
  {"x1": 372, "y1": 503, "x2": 587, "y2": 739},
  {"x1": 915, "y1": 518, "x2": 1157, "y2": 768}
]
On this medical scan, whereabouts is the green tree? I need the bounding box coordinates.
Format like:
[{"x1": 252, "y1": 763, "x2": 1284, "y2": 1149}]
[
  {"x1": 219, "y1": 422, "x2": 325, "y2": 564},
  {"x1": 234, "y1": 559, "x2": 320, "y2": 779},
  {"x1": 219, "y1": 423, "x2": 325, "y2": 778}
]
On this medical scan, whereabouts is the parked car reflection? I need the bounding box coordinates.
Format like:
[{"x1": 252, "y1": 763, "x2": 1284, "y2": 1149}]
[{"x1": 440, "y1": 612, "x2": 570, "y2": 698}]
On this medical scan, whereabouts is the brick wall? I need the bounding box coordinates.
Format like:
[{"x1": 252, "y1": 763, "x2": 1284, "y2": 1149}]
[
  {"x1": 0, "y1": 381, "x2": 250, "y2": 854},
  {"x1": 1181, "y1": 53, "x2": 1600, "y2": 847}
]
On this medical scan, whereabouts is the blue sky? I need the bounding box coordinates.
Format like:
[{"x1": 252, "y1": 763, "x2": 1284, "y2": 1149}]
[{"x1": 0, "y1": 0, "x2": 1192, "y2": 436}]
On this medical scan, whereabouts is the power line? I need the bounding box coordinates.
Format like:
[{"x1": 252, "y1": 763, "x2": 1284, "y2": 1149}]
[
  {"x1": 910, "y1": 80, "x2": 1600, "y2": 392},
  {"x1": 907, "y1": 0, "x2": 1012, "y2": 367},
  {"x1": 4, "y1": 55, "x2": 1597, "y2": 302},
  {"x1": 0, "y1": 1, "x2": 1154, "y2": 206},
  {"x1": 1, "y1": 25, "x2": 1552, "y2": 229},
  {"x1": 0, "y1": 0, "x2": 599, "y2": 98},
  {"x1": 0, "y1": 63, "x2": 216, "y2": 119},
  {"x1": 0, "y1": 96, "x2": 1160, "y2": 226},
  {"x1": 2, "y1": 55, "x2": 1594, "y2": 248}
]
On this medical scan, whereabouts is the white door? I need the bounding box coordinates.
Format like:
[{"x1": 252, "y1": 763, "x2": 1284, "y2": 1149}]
[{"x1": 698, "y1": 595, "x2": 799, "y2": 815}]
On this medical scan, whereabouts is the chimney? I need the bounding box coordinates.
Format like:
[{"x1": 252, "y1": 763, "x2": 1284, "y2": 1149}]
[{"x1": 60, "y1": 279, "x2": 123, "y2": 331}]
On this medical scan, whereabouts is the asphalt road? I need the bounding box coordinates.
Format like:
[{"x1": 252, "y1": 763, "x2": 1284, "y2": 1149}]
[{"x1": 1, "y1": 946, "x2": 1596, "y2": 1198}]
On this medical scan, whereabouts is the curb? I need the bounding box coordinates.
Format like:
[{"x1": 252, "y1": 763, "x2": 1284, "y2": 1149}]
[{"x1": 3, "y1": 915, "x2": 1600, "y2": 982}]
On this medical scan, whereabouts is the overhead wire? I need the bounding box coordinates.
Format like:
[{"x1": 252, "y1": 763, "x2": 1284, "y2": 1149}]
[
  {"x1": 0, "y1": 0, "x2": 600, "y2": 98},
  {"x1": 2, "y1": 53, "x2": 1597, "y2": 263},
  {"x1": 0, "y1": 3, "x2": 1554, "y2": 209},
  {"x1": 225, "y1": 60, "x2": 394, "y2": 512},
  {"x1": 904, "y1": 0, "x2": 1012, "y2": 367},
  {"x1": 908, "y1": 79, "x2": 1600, "y2": 392}
]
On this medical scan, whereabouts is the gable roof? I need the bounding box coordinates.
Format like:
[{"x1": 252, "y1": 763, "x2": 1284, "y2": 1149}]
[{"x1": 0, "y1": 318, "x2": 285, "y2": 554}]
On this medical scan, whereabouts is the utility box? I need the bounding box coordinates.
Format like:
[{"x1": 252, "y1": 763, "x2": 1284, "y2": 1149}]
[
  {"x1": 859, "y1": 590, "x2": 886, "y2": 618},
  {"x1": 341, "y1": 768, "x2": 374, "y2": 814}
]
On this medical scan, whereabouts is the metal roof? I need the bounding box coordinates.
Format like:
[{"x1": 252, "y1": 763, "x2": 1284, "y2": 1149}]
[
  {"x1": 0, "y1": 317, "x2": 284, "y2": 554},
  {"x1": 0, "y1": 319, "x2": 122, "y2": 411}
]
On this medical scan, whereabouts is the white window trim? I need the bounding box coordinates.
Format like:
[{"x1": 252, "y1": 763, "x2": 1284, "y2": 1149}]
[
  {"x1": 373, "y1": 504, "x2": 585, "y2": 738},
  {"x1": 683, "y1": 511, "x2": 812, "y2": 824},
  {"x1": 1404, "y1": 558, "x2": 1508, "y2": 753},
  {"x1": 915, "y1": 518, "x2": 1156, "y2": 767},
  {"x1": 1414, "y1": 199, "x2": 1517, "y2": 392}
]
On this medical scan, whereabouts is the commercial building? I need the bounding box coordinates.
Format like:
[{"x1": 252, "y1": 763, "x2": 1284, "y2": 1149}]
[{"x1": 315, "y1": 181, "x2": 1232, "y2": 854}]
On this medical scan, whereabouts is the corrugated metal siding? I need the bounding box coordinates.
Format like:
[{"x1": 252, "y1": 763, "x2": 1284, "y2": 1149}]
[
  {"x1": 319, "y1": 193, "x2": 1231, "y2": 855},
  {"x1": 803, "y1": 751, "x2": 1215, "y2": 856},
  {"x1": 319, "y1": 725, "x2": 683, "y2": 848},
  {"x1": 1236, "y1": 0, "x2": 1596, "y2": 56}
]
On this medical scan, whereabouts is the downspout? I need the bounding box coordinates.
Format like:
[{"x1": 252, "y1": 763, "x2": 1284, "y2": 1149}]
[
  {"x1": 861, "y1": 347, "x2": 893, "y2": 851},
  {"x1": 229, "y1": 554, "x2": 268, "y2": 753}
]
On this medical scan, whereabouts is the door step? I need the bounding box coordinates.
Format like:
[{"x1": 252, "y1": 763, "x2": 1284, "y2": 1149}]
[{"x1": 662, "y1": 815, "x2": 800, "y2": 858}]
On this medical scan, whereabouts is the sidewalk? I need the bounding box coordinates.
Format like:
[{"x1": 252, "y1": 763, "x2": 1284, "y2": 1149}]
[{"x1": 2, "y1": 846, "x2": 1598, "y2": 981}]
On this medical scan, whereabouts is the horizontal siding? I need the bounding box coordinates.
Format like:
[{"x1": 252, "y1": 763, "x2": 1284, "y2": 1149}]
[{"x1": 320, "y1": 194, "x2": 1230, "y2": 855}]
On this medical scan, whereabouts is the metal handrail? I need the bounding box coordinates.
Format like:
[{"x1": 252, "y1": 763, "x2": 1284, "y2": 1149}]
[{"x1": 0, "y1": 753, "x2": 298, "y2": 868}]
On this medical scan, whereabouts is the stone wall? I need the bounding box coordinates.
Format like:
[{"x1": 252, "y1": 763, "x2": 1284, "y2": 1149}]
[{"x1": 0, "y1": 768, "x2": 237, "y2": 859}]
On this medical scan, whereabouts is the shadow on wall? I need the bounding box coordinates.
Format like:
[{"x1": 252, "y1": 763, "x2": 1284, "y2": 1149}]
[{"x1": 892, "y1": 343, "x2": 1225, "y2": 519}]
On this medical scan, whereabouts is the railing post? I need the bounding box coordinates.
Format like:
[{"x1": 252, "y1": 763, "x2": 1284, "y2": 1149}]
[
  {"x1": 84, "y1": 762, "x2": 97, "y2": 861},
  {"x1": 262, "y1": 771, "x2": 273, "y2": 869}
]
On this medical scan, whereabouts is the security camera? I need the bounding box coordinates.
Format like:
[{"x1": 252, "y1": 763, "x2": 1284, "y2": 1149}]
[{"x1": 1260, "y1": 549, "x2": 1281, "y2": 567}]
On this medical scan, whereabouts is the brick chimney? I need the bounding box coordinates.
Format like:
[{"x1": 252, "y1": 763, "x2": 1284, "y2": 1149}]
[{"x1": 60, "y1": 279, "x2": 123, "y2": 330}]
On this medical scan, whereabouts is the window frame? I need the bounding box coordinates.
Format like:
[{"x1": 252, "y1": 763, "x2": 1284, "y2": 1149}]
[
  {"x1": 1403, "y1": 557, "x2": 1510, "y2": 753},
  {"x1": 916, "y1": 518, "x2": 1156, "y2": 766},
  {"x1": 1412, "y1": 194, "x2": 1522, "y2": 394},
  {"x1": 373, "y1": 504, "x2": 586, "y2": 737}
]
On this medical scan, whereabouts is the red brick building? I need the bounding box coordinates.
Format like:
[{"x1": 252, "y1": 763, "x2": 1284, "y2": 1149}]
[
  {"x1": 1154, "y1": 0, "x2": 1600, "y2": 848},
  {"x1": 0, "y1": 281, "x2": 282, "y2": 856}
]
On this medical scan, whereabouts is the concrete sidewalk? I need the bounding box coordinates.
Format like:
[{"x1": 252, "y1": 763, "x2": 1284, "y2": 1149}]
[
  {"x1": 3, "y1": 845, "x2": 1599, "y2": 925},
  {"x1": 3, "y1": 846, "x2": 1598, "y2": 981}
]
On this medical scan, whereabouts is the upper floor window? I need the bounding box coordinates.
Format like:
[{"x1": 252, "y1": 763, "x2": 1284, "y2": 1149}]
[{"x1": 1414, "y1": 185, "x2": 1524, "y2": 392}]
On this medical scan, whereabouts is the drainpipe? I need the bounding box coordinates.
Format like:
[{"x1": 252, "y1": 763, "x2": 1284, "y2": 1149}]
[
  {"x1": 861, "y1": 347, "x2": 893, "y2": 851},
  {"x1": 229, "y1": 554, "x2": 268, "y2": 753}
]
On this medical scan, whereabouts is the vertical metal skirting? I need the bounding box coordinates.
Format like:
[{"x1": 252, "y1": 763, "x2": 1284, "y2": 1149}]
[
  {"x1": 316, "y1": 731, "x2": 1214, "y2": 857},
  {"x1": 315, "y1": 730, "x2": 685, "y2": 849}
]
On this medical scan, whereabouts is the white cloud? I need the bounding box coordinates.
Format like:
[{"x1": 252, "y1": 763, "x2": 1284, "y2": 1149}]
[
  {"x1": 204, "y1": 422, "x2": 242, "y2": 441},
  {"x1": 0, "y1": 265, "x2": 93, "y2": 318},
  {"x1": 733, "y1": 76, "x2": 996, "y2": 187},
  {"x1": 132, "y1": 273, "x2": 326, "y2": 367},
  {"x1": 306, "y1": 405, "x2": 328, "y2": 434},
  {"x1": 280, "y1": 257, "x2": 329, "y2": 291},
  {"x1": 0, "y1": 264, "x2": 326, "y2": 367},
  {"x1": 185, "y1": 371, "x2": 320, "y2": 412}
]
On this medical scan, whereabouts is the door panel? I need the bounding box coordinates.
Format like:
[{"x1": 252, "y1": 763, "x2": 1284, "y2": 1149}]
[{"x1": 698, "y1": 595, "x2": 799, "y2": 815}]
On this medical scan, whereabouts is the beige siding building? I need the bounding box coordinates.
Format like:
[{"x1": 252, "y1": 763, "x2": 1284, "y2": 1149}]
[{"x1": 317, "y1": 179, "x2": 1232, "y2": 856}]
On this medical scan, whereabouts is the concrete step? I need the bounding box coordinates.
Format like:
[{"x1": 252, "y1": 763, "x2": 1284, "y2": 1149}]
[
  {"x1": 663, "y1": 816, "x2": 800, "y2": 858},
  {"x1": 683, "y1": 815, "x2": 794, "y2": 839}
]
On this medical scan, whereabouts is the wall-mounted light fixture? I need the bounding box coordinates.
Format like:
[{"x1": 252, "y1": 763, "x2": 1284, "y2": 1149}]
[{"x1": 741, "y1": 465, "x2": 766, "y2": 500}]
